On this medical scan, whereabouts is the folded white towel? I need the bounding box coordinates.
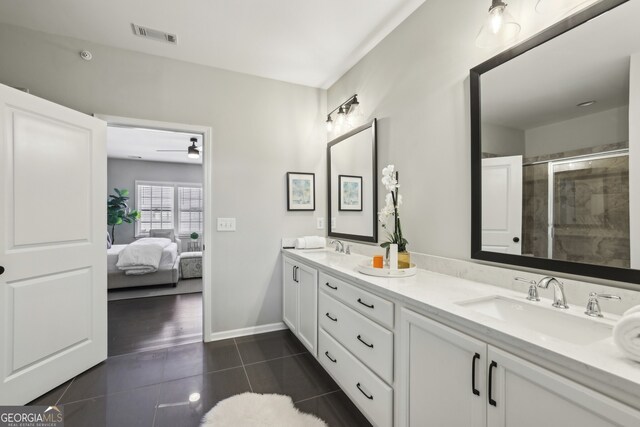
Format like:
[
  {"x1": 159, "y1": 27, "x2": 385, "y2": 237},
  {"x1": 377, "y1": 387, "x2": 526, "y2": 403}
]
[
  {"x1": 623, "y1": 305, "x2": 640, "y2": 317},
  {"x1": 294, "y1": 236, "x2": 326, "y2": 249},
  {"x1": 613, "y1": 312, "x2": 640, "y2": 362}
]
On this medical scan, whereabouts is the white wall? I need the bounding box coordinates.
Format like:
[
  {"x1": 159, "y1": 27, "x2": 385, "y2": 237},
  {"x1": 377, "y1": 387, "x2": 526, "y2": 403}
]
[
  {"x1": 481, "y1": 123, "x2": 525, "y2": 157},
  {"x1": 0, "y1": 23, "x2": 327, "y2": 336},
  {"x1": 107, "y1": 158, "x2": 203, "y2": 247},
  {"x1": 629, "y1": 54, "x2": 640, "y2": 269},
  {"x1": 327, "y1": 0, "x2": 601, "y2": 260},
  {"x1": 524, "y1": 106, "x2": 629, "y2": 157}
]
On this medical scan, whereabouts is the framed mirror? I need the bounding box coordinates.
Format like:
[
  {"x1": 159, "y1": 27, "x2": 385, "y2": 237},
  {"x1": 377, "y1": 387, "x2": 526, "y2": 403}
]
[
  {"x1": 328, "y1": 119, "x2": 377, "y2": 243},
  {"x1": 471, "y1": 0, "x2": 640, "y2": 284}
]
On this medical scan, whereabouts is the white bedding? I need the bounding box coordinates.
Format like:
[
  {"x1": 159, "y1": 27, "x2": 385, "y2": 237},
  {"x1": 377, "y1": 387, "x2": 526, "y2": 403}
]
[{"x1": 115, "y1": 238, "x2": 176, "y2": 275}]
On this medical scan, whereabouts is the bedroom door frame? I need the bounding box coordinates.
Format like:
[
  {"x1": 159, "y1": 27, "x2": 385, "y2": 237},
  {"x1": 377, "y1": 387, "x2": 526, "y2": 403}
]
[{"x1": 95, "y1": 114, "x2": 213, "y2": 342}]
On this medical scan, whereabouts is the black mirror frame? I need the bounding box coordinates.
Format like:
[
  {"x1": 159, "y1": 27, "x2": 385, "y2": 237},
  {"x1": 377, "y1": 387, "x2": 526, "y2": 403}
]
[
  {"x1": 470, "y1": 0, "x2": 640, "y2": 285},
  {"x1": 327, "y1": 118, "x2": 378, "y2": 244}
]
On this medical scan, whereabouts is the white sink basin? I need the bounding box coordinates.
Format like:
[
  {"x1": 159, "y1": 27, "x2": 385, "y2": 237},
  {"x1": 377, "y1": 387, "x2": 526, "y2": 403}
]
[{"x1": 457, "y1": 296, "x2": 612, "y2": 345}]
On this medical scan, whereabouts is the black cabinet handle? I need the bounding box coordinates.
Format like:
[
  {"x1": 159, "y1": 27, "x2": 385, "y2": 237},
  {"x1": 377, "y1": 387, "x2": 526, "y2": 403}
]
[
  {"x1": 0, "y1": 266, "x2": 4, "y2": 276},
  {"x1": 488, "y1": 360, "x2": 497, "y2": 406},
  {"x1": 357, "y1": 298, "x2": 374, "y2": 309},
  {"x1": 294, "y1": 266, "x2": 299, "y2": 283},
  {"x1": 325, "y1": 282, "x2": 337, "y2": 290},
  {"x1": 357, "y1": 335, "x2": 374, "y2": 348},
  {"x1": 292, "y1": 266, "x2": 295, "y2": 282},
  {"x1": 325, "y1": 312, "x2": 337, "y2": 322},
  {"x1": 513, "y1": 237, "x2": 520, "y2": 243},
  {"x1": 472, "y1": 353, "x2": 480, "y2": 396},
  {"x1": 356, "y1": 383, "x2": 373, "y2": 400},
  {"x1": 324, "y1": 351, "x2": 336, "y2": 363}
]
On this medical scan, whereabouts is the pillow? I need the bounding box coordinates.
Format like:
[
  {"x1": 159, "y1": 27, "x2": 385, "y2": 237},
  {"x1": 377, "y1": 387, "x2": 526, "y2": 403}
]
[
  {"x1": 149, "y1": 229, "x2": 175, "y2": 240},
  {"x1": 107, "y1": 232, "x2": 112, "y2": 249}
]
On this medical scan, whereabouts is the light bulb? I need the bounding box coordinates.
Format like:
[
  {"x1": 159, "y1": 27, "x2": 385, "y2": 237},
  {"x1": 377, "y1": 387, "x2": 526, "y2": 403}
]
[
  {"x1": 346, "y1": 97, "x2": 364, "y2": 127},
  {"x1": 476, "y1": 1, "x2": 521, "y2": 49},
  {"x1": 326, "y1": 115, "x2": 333, "y2": 132},
  {"x1": 490, "y1": 6, "x2": 504, "y2": 34}
]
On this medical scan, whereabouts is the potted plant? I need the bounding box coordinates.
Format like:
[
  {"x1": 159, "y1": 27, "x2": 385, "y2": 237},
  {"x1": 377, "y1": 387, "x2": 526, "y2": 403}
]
[
  {"x1": 378, "y1": 165, "x2": 410, "y2": 268},
  {"x1": 107, "y1": 188, "x2": 141, "y2": 244}
]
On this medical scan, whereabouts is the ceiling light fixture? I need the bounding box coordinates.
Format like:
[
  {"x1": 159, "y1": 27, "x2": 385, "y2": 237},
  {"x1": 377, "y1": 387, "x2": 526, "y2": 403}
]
[
  {"x1": 476, "y1": 0, "x2": 521, "y2": 49},
  {"x1": 577, "y1": 100, "x2": 596, "y2": 107},
  {"x1": 187, "y1": 137, "x2": 200, "y2": 159},
  {"x1": 325, "y1": 94, "x2": 364, "y2": 136}
]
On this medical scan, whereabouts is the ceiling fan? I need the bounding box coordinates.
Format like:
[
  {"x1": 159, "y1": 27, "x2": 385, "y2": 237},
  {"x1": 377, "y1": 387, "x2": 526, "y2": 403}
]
[{"x1": 156, "y1": 137, "x2": 202, "y2": 159}]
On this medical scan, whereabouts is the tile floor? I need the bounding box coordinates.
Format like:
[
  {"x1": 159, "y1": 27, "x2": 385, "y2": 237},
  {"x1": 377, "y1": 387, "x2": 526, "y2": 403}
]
[
  {"x1": 108, "y1": 293, "x2": 203, "y2": 356},
  {"x1": 29, "y1": 330, "x2": 372, "y2": 427}
]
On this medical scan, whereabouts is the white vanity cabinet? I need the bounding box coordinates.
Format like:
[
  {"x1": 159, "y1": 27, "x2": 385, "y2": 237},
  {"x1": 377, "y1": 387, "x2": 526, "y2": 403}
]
[
  {"x1": 399, "y1": 308, "x2": 640, "y2": 427},
  {"x1": 282, "y1": 256, "x2": 317, "y2": 356}
]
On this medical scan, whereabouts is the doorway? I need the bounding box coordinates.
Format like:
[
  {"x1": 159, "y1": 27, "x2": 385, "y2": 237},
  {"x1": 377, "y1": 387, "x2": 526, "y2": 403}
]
[{"x1": 97, "y1": 114, "x2": 213, "y2": 355}]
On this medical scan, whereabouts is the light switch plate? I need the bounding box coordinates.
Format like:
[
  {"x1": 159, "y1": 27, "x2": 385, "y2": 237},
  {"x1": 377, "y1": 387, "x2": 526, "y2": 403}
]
[
  {"x1": 217, "y1": 217, "x2": 236, "y2": 231},
  {"x1": 316, "y1": 217, "x2": 324, "y2": 230}
]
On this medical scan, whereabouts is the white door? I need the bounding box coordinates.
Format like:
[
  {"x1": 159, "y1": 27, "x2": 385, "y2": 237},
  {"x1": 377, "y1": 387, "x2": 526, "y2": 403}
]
[
  {"x1": 398, "y1": 308, "x2": 487, "y2": 427},
  {"x1": 487, "y1": 346, "x2": 640, "y2": 427},
  {"x1": 481, "y1": 156, "x2": 522, "y2": 254},
  {"x1": 0, "y1": 84, "x2": 107, "y2": 405},
  {"x1": 296, "y1": 263, "x2": 317, "y2": 356},
  {"x1": 282, "y1": 257, "x2": 298, "y2": 334}
]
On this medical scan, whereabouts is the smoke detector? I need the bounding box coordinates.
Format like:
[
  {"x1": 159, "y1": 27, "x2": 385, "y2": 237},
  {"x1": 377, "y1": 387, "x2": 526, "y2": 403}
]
[
  {"x1": 131, "y1": 24, "x2": 178, "y2": 45},
  {"x1": 79, "y1": 50, "x2": 93, "y2": 61}
]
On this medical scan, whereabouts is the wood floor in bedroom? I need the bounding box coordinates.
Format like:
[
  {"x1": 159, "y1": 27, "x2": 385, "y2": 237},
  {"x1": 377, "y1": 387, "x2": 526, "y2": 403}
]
[{"x1": 108, "y1": 292, "x2": 203, "y2": 356}]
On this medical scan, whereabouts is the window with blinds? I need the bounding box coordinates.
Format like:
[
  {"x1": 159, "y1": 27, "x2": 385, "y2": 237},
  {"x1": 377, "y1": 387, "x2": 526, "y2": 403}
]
[
  {"x1": 178, "y1": 186, "x2": 203, "y2": 235},
  {"x1": 136, "y1": 184, "x2": 175, "y2": 235}
]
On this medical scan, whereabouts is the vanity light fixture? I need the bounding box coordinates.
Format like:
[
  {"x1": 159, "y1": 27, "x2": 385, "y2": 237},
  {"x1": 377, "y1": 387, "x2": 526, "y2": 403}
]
[
  {"x1": 476, "y1": 0, "x2": 521, "y2": 49},
  {"x1": 187, "y1": 137, "x2": 200, "y2": 159},
  {"x1": 325, "y1": 94, "x2": 363, "y2": 135},
  {"x1": 535, "y1": 0, "x2": 589, "y2": 15},
  {"x1": 577, "y1": 100, "x2": 596, "y2": 107}
]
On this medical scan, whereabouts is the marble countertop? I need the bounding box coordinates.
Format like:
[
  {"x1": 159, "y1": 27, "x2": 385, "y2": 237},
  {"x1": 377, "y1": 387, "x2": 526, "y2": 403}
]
[{"x1": 282, "y1": 248, "x2": 640, "y2": 409}]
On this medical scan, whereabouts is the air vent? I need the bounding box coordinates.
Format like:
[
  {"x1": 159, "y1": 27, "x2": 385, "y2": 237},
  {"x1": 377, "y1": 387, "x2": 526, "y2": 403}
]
[{"x1": 131, "y1": 24, "x2": 178, "y2": 45}]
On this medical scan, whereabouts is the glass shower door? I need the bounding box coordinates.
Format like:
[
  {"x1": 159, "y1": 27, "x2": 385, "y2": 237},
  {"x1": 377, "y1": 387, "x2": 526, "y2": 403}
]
[{"x1": 550, "y1": 153, "x2": 629, "y2": 268}]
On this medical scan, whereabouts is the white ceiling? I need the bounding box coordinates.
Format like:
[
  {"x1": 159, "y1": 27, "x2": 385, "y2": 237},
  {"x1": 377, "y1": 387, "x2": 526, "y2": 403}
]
[
  {"x1": 0, "y1": 0, "x2": 425, "y2": 89},
  {"x1": 107, "y1": 126, "x2": 203, "y2": 164},
  {"x1": 481, "y1": 0, "x2": 639, "y2": 130}
]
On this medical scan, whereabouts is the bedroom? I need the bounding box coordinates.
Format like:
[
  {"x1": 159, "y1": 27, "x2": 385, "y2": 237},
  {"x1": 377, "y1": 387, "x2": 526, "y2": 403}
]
[{"x1": 106, "y1": 124, "x2": 205, "y2": 355}]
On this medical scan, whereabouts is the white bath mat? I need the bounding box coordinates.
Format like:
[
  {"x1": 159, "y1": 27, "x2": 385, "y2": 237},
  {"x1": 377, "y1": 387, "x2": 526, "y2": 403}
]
[{"x1": 201, "y1": 392, "x2": 327, "y2": 427}]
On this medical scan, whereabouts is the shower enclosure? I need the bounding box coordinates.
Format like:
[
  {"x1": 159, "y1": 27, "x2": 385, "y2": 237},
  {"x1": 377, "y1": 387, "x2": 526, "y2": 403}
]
[{"x1": 522, "y1": 150, "x2": 629, "y2": 268}]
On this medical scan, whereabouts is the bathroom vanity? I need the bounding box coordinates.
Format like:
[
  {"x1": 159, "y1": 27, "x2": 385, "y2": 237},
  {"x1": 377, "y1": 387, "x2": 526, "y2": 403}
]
[{"x1": 282, "y1": 249, "x2": 640, "y2": 427}]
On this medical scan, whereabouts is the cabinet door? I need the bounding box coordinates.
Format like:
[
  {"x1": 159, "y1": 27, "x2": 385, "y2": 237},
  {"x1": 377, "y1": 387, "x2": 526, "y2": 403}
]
[
  {"x1": 282, "y1": 257, "x2": 298, "y2": 334},
  {"x1": 487, "y1": 346, "x2": 640, "y2": 427},
  {"x1": 297, "y1": 263, "x2": 318, "y2": 356},
  {"x1": 399, "y1": 308, "x2": 487, "y2": 427}
]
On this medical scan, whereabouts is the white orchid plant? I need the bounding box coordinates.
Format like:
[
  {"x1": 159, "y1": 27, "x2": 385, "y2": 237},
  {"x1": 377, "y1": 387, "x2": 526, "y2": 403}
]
[{"x1": 378, "y1": 164, "x2": 408, "y2": 254}]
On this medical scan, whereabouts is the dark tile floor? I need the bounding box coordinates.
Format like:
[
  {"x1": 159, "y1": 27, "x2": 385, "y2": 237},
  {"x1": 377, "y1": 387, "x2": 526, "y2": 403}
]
[
  {"x1": 108, "y1": 293, "x2": 203, "y2": 356},
  {"x1": 29, "y1": 330, "x2": 372, "y2": 427}
]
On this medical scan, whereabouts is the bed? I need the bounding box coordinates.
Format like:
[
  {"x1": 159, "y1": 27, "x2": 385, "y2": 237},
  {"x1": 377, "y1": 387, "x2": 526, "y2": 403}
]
[{"x1": 107, "y1": 242, "x2": 180, "y2": 289}]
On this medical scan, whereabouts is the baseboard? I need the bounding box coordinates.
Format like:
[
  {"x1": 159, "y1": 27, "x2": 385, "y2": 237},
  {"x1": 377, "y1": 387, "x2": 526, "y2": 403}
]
[{"x1": 207, "y1": 322, "x2": 287, "y2": 342}]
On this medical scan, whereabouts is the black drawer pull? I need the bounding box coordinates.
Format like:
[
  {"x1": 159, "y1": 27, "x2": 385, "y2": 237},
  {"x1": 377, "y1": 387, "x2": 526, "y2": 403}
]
[
  {"x1": 325, "y1": 351, "x2": 336, "y2": 363},
  {"x1": 0, "y1": 266, "x2": 4, "y2": 275},
  {"x1": 325, "y1": 312, "x2": 338, "y2": 322},
  {"x1": 488, "y1": 360, "x2": 497, "y2": 406},
  {"x1": 357, "y1": 335, "x2": 374, "y2": 348},
  {"x1": 472, "y1": 353, "x2": 480, "y2": 396},
  {"x1": 325, "y1": 282, "x2": 338, "y2": 290},
  {"x1": 356, "y1": 383, "x2": 373, "y2": 400},
  {"x1": 357, "y1": 298, "x2": 374, "y2": 309}
]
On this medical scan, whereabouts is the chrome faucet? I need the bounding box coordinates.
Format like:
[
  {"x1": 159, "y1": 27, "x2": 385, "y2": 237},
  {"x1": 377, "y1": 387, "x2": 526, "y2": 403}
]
[
  {"x1": 330, "y1": 239, "x2": 344, "y2": 253},
  {"x1": 537, "y1": 277, "x2": 569, "y2": 309},
  {"x1": 585, "y1": 292, "x2": 621, "y2": 317}
]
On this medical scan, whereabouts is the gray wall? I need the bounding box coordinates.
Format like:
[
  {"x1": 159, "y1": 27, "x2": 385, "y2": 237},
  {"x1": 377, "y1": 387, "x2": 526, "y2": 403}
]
[
  {"x1": 327, "y1": 0, "x2": 597, "y2": 261},
  {"x1": 0, "y1": 23, "x2": 327, "y2": 336},
  {"x1": 107, "y1": 158, "x2": 203, "y2": 245}
]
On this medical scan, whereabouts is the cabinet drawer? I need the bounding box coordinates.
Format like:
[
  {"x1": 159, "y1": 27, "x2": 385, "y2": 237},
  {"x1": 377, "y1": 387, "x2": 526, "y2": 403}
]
[
  {"x1": 319, "y1": 291, "x2": 393, "y2": 384},
  {"x1": 319, "y1": 329, "x2": 393, "y2": 427},
  {"x1": 319, "y1": 271, "x2": 394, "y2": 328}
]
